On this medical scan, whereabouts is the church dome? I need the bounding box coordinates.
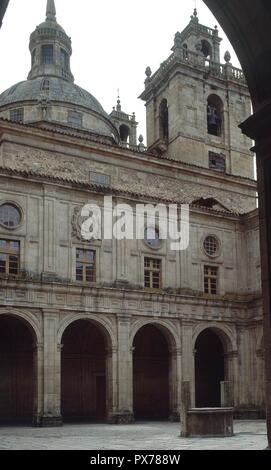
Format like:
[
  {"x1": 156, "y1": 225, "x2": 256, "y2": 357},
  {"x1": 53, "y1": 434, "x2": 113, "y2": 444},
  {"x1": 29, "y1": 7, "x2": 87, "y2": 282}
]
[
  {"x1": 0, "y1": 78, "x2": 109, "y2": 118},
  {"x1": 0, "y1": 0, "x2": 119, "y2": 142}
]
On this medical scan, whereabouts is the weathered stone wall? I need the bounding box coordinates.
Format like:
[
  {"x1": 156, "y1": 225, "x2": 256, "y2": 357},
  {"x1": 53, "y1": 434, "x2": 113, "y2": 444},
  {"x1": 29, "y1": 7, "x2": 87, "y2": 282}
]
[{"x1": 144, "y1": 62, "x2": 253, "y2": 179}]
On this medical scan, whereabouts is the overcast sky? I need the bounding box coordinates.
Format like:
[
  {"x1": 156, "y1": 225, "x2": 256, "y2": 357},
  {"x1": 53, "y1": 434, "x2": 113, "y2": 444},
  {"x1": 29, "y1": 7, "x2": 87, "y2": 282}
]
[{"x1": 0, "y1": 0, "x2": 240, "y2": 138}]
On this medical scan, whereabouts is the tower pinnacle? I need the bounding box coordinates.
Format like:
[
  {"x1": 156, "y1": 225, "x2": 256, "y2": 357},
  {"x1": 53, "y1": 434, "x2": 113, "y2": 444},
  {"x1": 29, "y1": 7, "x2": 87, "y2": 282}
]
[{"x1": 46, "y1": 0, "x2": 56, "y2": 22}]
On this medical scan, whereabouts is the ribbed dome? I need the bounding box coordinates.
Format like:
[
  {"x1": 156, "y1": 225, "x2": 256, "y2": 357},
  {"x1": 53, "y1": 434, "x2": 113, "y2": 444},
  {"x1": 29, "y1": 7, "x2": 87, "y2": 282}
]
[
  {"x1": 0, "y1": 1, "x2": 119, "y2": 142},
  {"x1": 0, "y1": 77, "x2": 109, "y2": 119}
]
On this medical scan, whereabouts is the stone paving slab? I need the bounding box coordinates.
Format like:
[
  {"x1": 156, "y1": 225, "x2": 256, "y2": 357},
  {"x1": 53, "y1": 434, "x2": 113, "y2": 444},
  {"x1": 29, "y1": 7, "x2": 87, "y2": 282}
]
[{"x1": 0, "y1": 421, "x2": 268, "y2": 450}]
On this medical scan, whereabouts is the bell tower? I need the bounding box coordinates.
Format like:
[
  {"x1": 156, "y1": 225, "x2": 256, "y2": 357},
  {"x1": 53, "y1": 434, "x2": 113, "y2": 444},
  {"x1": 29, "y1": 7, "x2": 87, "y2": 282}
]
[
  {"x1": 110, "y1": 96, "x2": 138, "y2": 148},
  {"x1": 140, "y1": 10, "x2": 254, "y2": 179}
]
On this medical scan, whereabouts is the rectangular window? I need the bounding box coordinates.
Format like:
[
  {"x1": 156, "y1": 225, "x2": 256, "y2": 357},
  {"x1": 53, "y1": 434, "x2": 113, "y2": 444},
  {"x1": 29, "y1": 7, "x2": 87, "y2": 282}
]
[
  {"x1": 60, "y1": 49, "x2": 69, "y2": 70},
  {"x1": 144, "y1": 257, "x2": 161, "y2": 290},
  {"x1": 204, "y1": 265, "x2": 219, "y2": 295},
  {"x1": 68, "y1": 111, "x2": 82, "y2": 128},
  {"x1": 90, "y1": 172, "x2": 111, "y2": 187},
  {"x1": 10, "y1": 108, "x2": 24, "y2": 123},
  {"x1": 209, "y1": 151, "x2": 226, "y2": 172},
  {"x1": 31, "y1": 48, "x2": 36, "y2": 66},
  {"x1": 76, "y1": 248, "x2": 96, "y2": 282},
  {"x1": 41, "y1": 79, "x2": 50, "y2": 91},
  {"x1": 41, "y1": 45, "x2": 54, "y2": 65},
  {"x1": 0, "y1": 240, "x2": 20, "y2": 275}
]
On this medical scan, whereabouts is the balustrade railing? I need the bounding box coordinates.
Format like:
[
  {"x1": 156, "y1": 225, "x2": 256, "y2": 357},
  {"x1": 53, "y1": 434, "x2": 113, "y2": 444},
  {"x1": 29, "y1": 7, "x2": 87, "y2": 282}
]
[{"x1": 147, "y1": 48, "x2": 246, "y2": 86}]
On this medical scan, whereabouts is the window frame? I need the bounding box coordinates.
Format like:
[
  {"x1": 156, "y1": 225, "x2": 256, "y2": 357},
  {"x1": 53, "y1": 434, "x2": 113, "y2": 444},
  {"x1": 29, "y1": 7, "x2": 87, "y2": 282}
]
[
  {"x1": 204, "y1": 265, "x2": 219, "y2": 295},
  {"x1": 75, "y1": 248, "x2": 96, "y2": 283},
  {"x1": 144, "y1": 257, "x2": 162, "y2": 290},
  {"x1": 208, "y1": 151, "x2": 226, "y2": 172},
  {"x1": 68, "y1": 110, "x2": 83, "y2": 128},
  {"x1": 159, "y1": 98, "x2": 169, "y2": 141},
  {"x1": 41, "y1": 79, "x2": 50, "y2": 91},
  {"x1": 9, "y1": 108, "x2": 24, "y2": 123},
  {"x1": 144, "y1": 226, "x2": 162, "y2": 250},
  {"x1": 207, "y1": 94, "x2": 224, "y2": 138},
  {"x1": 60, "y1": 48, "x2": 69, "y2": 70},
  {"x1": 0, "y1": 203, "x2": 22, "y2": 230},
  {"x1": 203, "y1": 235, "x2": 220, "y2": 258},
  {"x1": 41, "y1": 44, "x2": 54, "y2": 65},
  {"x1": 0, "y1": 239, "x2": 20, "y2": 276}
]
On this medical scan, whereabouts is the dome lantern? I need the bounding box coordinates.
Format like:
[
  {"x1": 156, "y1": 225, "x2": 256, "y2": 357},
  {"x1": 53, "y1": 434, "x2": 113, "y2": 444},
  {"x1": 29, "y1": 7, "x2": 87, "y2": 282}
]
[{"x1": 28, "y1": 0, "x2": 74, "y2": 83}]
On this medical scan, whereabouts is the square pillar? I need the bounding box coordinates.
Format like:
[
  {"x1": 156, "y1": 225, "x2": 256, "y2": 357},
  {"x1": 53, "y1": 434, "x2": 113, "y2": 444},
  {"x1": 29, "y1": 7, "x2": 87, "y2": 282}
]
[
  {"x1": 109, "y1": 315, "x2": 134, "y2": 423},
  {"x1": 40, "y1": 310, "x2": 62, "y2": 426}
]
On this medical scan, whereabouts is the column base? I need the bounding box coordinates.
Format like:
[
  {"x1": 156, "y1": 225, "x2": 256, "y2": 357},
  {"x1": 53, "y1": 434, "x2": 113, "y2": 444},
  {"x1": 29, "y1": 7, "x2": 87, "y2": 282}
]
[
  {"x1": 169, "y1": 411, "x2": 180, "y2": 422},
  {"x1": 34, "y1": 415, "x2": 63, "y2": 427},
  {"x1": 108, "y1": 412, "x2": 135, "y2": 424}
]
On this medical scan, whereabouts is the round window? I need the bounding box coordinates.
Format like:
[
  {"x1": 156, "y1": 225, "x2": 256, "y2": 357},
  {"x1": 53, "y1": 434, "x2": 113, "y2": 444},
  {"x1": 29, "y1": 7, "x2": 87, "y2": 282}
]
[
  {"x1": 203, "y1": 235, "x2": 219, "y2": 257},
  {"x1": 145, "y1": 227, "x2": 161, "y2": 249},
  {"x1": 0, "y1": 204, "x2": 21, "y2": 228}
]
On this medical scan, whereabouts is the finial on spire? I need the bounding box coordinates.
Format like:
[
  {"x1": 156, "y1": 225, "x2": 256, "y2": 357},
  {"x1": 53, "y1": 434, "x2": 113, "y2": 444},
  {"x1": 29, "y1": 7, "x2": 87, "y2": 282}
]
[
  {"x1": 116, "y1": 90, "x2": 121, "y2": 111},
  {"x1": 46, "y1": 0, "x2": 56, "y2": 22},
  {"x1": 190, "y1": 6, "x2": 199, "y2": 23}
]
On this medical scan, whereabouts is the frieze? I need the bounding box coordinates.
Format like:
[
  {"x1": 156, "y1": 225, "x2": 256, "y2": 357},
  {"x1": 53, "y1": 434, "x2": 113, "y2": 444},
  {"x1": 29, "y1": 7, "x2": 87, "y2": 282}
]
[
  {"x1": 117, "y1": 169, "x2": 254, "y2": 214},
  {"x1": 1, "y1": 144, "x2": 255, "y2": 214}
]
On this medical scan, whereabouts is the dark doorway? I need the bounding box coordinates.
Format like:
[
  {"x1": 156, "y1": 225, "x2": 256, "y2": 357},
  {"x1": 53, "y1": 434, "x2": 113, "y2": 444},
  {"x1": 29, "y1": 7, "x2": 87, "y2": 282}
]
[
  {"x1": 133, "y1": 324, "x2": 170, "y2": 420},
  {"x1": 61, "y1": 320, "x2": 107, "y2": 423},
  {"x1": 195, "y1": 329, "x2": 225, "y2": 407},
  {"x1": 0, "y1": 315, "x2": 35, "y2": 425}
]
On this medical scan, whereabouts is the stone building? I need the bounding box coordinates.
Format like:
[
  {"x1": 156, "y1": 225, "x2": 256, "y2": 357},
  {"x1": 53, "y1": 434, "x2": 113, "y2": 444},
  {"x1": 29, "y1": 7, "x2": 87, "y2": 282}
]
[{"x1": 0, "y1": 2, "x2": 264, "y2": 426}]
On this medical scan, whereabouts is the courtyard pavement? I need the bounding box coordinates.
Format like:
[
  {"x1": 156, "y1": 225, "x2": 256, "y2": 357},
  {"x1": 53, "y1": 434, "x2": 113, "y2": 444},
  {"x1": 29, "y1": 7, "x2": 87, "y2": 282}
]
[{"x1": 0, "y1": 420, "x2": 268, "y2": 450}]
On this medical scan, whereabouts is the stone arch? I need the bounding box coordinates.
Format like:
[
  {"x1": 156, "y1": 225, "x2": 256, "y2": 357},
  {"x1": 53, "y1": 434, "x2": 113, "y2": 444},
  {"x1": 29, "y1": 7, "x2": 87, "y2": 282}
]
[
  {"x1": 192, "y1": 322, "x2": 237, "y2": 352},
  {"x1": 131, "y1": 319, "x2": 180, "y2": 421},
  {"x1": 58, "y1": 313, "x2": 117, "y2": 350},
  {"x1": 201, "y1": 39, "x2": 212, "y2": 59},
  {"x1": 193, "y1": 323, "x2": 237, "y2": 408},
  {"x1": 0, "y1": 308, "x2": 41, "y2": 344},
  {"x1": 0, "y1": 312, "x2": 38, "y2": 424},
  {"x1": 59, "y1": 314, "x2": 116, "y2": 423},
  {"x1": 130, "y1": 319, "x2": 180, "y2": 353},
  {"x1": 119, "y1": 123, "x2": 130, "y2": 143}
]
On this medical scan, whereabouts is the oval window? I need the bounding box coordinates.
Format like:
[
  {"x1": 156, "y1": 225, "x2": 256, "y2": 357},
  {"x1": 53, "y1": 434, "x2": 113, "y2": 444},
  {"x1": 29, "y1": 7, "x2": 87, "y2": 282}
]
[
  {"x1": 0, "y1": 204, "x2": 21, "y2": 228},
  {"x1": 203, "y1": 235, "x2": 219, "y2": 257},
  {"x1": 145, "y1": 227, "x2": 161, "y2": 249}
]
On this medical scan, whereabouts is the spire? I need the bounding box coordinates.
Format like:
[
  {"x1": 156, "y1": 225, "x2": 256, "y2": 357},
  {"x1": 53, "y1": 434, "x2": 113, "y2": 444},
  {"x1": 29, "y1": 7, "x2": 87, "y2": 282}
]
[
  {"x1": 116, "y1": 91, "x2": 121, "y2": 112},
  {"x1": 46, "y1": 0, "x2": 56, "y2": 22}
]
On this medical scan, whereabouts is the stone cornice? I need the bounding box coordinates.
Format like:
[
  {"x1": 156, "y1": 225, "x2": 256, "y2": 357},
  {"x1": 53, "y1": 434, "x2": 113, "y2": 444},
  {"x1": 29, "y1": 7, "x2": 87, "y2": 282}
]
[{"x1": 0, "y1": 277, "x2": 262, "y2": 312}]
